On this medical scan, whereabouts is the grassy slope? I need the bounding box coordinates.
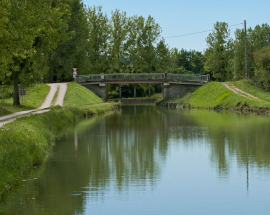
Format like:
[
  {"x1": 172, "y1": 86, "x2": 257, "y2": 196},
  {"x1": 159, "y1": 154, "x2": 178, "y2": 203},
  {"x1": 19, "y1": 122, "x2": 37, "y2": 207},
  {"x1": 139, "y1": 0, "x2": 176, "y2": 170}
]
[
  {"x1": 188, "y1": 82, "x2": 270, "y2": 109},
  {"x1": 231, "y1": 79, "x2": 270, "y2": 102},
  {"x1": 64, "y1": 82, "x2": 115, "y2": 115},
  {"x1": 0, "y1": 84, "x2": 50, "y2": 116},
  {"x1": 159, "y1": 82, "x2": 270, "y2": 110},
  {"x1": 64, "y1": 83, "x2": 103, "y2": 106}
]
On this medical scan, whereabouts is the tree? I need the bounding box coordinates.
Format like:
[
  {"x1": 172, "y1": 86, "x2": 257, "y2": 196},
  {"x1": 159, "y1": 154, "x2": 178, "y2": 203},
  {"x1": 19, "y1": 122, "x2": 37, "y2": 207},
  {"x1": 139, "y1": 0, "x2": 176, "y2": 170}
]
[
  {"x1": 191, "y1": 51, "x2": 206, "y2": 74},
  {"x1": 127, "y1": 15, "x2": 161, "y2": 73},
  {"x1": 48, "y1": 0, "x2": 89, "y2": 82},
  {"x1": 155, "y1": 39, "x2": 171, "y2": 73},
  {"x1": 108, "y1": 10, "x2": 129, "y2": 73},
  {"x1": 253, "y1": 45, "x2": 270, "y2": 90},
  {"x1": 85, "y1": 6, "x2": 110, "y2": 74},
  {"x1": 1, "y1": 0, "x2": 71, "y2": 105},
  {"x1": 0, "y1": 0, "x2": 12, "y2": 82},
  {"x1": 233, "y1": 23, "x2": 270, "y2": 79},
  {"x1": 168, "y1": 48, "x2": 205, "y2": 74},
  {"x1": 204, "y1": 22, "x2": 233, "y2": 81},
  {"x1": 178, "y1": 49, "x2": 193, "y2": 72}
]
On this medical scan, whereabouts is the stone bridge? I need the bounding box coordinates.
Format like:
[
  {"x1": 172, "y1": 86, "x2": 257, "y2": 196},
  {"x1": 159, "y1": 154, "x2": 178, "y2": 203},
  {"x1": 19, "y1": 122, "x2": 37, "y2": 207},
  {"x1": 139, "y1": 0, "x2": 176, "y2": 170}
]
[{"x1": 77, "y1": 73, "x2": 209, "y2": 99}]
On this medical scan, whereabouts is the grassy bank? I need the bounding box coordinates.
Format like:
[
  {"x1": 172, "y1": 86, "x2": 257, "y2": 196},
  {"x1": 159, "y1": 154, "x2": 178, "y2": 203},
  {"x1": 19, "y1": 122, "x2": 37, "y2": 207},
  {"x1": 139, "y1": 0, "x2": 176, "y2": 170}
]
[
  {"x1": 158, "y1": 82, "x2": 270, "y2": 113},
  {"x1": 0, "y1": 84, "x2": 50, "y2": 116},
  {"x1": 0, "y1": 83, "x2": 117, "y2": 201},
  {"x1": 231, "y1": 79, "x2": 270, "y2": 102},
  {"x1": 64, "y1": 82, "x2": 104, "y2": 106}
]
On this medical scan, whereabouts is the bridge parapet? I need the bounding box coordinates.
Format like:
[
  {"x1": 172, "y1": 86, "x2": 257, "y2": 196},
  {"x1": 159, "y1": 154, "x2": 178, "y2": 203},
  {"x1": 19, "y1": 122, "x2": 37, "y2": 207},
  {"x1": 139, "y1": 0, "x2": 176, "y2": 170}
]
[
  {"x1": 167, "y1": 73, "x2": 208, "y2": 83},
  {"x1": 78, "y1": 73, "x2": 209, "y2": 84}
]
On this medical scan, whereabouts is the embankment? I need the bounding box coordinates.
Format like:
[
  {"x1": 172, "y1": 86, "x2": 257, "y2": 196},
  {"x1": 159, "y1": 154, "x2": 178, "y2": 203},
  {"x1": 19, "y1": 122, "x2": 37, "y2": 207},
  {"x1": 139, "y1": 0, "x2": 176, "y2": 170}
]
[
  {"x1": 0, "y1": 82, "x2": 117, "y2": 201},
  {"x1": 158, "y1": 82, "x2": 270, "y2": 114}
]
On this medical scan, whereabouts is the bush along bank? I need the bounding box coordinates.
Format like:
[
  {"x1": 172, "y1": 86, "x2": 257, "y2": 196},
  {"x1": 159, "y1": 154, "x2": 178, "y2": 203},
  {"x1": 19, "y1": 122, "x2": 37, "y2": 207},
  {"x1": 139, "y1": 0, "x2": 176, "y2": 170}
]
[
  {"x1": 0, "y1": 103, "x2": 117, "y2": 201},
  {"x1": 157, "y1": 82, "x2": 270, "y2": 114}
]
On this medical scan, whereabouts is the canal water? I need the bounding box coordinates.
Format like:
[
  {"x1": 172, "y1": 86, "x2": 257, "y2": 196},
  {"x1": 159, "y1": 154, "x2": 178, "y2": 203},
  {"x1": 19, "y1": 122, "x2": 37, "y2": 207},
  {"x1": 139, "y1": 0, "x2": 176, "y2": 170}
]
[{"x1": 1, "y1": 106, "x2": 270, "y2": 214}]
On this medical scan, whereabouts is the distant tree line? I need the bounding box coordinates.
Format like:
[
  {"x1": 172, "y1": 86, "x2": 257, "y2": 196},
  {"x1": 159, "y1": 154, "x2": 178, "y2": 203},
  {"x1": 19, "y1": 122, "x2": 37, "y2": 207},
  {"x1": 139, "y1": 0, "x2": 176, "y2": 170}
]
[{"x1": 1, "y1": 1, "x2": 270, "y2": 104}]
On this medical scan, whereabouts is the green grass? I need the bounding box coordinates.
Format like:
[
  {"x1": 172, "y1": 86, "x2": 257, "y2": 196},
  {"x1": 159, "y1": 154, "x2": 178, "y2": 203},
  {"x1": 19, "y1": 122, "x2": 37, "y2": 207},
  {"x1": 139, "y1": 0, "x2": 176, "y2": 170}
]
[
  {"x1": 0, "y1": 103, "x2": 117, "y2": 201},
  {"x1": 64, "y1": 83, "x2": 118, "y2": 115},
  {"x1": 188, "y1": 82, "x2": 270, "y2": 109},
  {"x1": 231, "y1": 79, "x2": 270, "y2": 102},
  {"x1": 0, "y1": 84, "x2": 50, "y2": 116},
  {"x1": 0, "y1": 106, "x2": 73, "y2": 200},
  {"x1": 64, "y1": 83, "x2": 103, "y2": 106},
  {"x1": 159, "y1": 82, "x2": 270, "y2": 111},
  {"x1": 51, "y1": 85, "x2": 59, "y2": 106},
  {"x1": 0, "y1": 82, "x2": 118, "y2": 201}
]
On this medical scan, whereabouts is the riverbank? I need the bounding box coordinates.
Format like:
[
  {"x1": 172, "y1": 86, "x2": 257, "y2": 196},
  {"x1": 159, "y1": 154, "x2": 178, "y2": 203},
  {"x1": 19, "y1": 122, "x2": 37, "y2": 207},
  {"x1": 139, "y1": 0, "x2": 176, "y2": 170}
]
[
  {"x1": 0, "y1": 103, "x2": 117, "y2": 201},
  {"x1": 0, "y1": 82, "x2": 118, "y2": 201},
  {"x1": 158, "y1": 81, "x2": 270, "y2": 114}
]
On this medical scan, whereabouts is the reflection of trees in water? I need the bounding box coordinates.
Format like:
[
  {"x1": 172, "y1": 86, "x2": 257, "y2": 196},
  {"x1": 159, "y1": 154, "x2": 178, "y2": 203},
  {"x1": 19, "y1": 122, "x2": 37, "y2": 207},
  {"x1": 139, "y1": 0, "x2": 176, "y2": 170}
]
[
  {"x1": 83, "y1": 106, "x2": 168, "y2": 191},
  {"x1": 1, "y1": 106, "x2": 171, "y2": 214},
  {"x1": 3, "y1": 107, "x2": 270, "y2": 214},
  {"x1": 159, "y1": 108, "x2": 270, "y2": 177},
  {"x1": 178, "y1": 110, "x2": 270, "y2": 176}
]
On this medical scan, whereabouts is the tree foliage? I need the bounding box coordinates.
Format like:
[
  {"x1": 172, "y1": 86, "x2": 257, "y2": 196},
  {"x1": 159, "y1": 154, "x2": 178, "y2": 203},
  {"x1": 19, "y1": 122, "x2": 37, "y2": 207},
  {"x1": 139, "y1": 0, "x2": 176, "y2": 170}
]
[
  {"x1": 234, "y1": 24, "x2": 270, "y2": 79},
  {"x1": 204, "y1": 22, "x2": 233, "y2": 81},
  {"x1": 48, "y1": 0, "x2": 89, "y2": 82},
  {"x1": 169, "y1": 48, "x2": 205, "y2": 74},
  {"x1": 253, "y1": 45, "x2": 270, "y2": 90},
  {"x1": 0, "y1": 0, "x2": 71, "y2": 105},
  {"x1": 3, "y1": 1, "x2": 270, "y2": 102},
  {"x1": 85, "y1": 6, "x2": 110, "y2": 74}
]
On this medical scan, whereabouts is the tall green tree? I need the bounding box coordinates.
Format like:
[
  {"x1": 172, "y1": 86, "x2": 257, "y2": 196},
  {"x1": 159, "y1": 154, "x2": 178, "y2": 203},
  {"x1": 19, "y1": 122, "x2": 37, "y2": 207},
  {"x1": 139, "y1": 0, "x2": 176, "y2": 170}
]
[
  {"x1": 233, "y1": 23, "x2": 270, "y2": 79},
  {"x1": 140, "y1": 15, "x2": 161, "y2": 73},
  {"x1": 127, "y1": 15, "x2": 161, "y2": 73},
  {"x1": 253, "y1": 45, "x2": 270, "y2": 90},
  {"x1": 204, "y1": 22, "x2": 233, "y2": 81},
  {"x1": 108, "y1": 10, "x2": 129, "y2": 73},
  {"x1": 1, "y1": 0, "x2": 71, "y2": 105},
  {"x1": 155, "y1": 38, "x2": 171, "y2": 73},
  {"x1": 48, "y1": 0, "x2": 89, "y2": 82},
  {"x1": 85, "y1": 6, "x2": 110, "y2": 74},
  {"x1": 0, "y1": 0, "x2": 11, "y2": 82}
]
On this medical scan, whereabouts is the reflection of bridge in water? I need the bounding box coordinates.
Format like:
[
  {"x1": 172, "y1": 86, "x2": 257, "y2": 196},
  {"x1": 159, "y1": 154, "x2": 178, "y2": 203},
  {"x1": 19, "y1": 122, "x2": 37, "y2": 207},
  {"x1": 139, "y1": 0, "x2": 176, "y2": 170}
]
[{"x1": 77, "y1": 73, "x2": 209, "y2": 99}]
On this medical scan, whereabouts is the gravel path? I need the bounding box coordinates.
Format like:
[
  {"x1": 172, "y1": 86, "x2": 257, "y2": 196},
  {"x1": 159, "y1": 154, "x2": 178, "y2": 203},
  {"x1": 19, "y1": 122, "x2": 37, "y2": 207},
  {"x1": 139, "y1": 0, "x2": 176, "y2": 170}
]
[
  {"x1": 39, "y1": 83, "x2": 67, "y2": 109},
  {"x1": 0, "y1": 83, "x2": 68, "y2": 127},
  {"x1": 222, "y1": 83, "x2": 266, "y2": 102}
]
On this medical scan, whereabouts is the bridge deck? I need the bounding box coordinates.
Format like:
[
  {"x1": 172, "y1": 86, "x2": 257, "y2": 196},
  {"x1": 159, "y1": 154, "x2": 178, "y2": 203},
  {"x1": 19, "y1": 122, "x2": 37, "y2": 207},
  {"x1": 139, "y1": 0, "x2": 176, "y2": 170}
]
[{"x1": 78, "y1": 73, "x2": 209, "y2": 85}]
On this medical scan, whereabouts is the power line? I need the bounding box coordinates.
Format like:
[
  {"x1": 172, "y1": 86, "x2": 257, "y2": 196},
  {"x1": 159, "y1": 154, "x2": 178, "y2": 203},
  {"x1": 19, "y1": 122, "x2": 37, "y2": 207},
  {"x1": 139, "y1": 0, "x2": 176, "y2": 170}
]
[{"x1": 165, "y1": 23, "x2": 243, "y2": 39}]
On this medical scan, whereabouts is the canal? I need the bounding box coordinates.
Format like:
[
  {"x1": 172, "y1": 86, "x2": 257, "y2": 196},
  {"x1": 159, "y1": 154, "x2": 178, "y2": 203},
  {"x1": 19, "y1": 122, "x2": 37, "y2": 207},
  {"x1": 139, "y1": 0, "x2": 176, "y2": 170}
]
[{"x1": 1, "y1": 106, "x2": 270, "y2": 214}]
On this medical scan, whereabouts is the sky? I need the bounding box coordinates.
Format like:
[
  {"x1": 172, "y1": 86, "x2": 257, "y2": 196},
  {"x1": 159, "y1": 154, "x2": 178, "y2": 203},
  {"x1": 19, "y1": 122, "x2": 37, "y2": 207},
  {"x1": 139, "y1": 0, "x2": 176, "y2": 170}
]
[{"x1": 83, "y1": 0, "x2": 270, "y2": 52}]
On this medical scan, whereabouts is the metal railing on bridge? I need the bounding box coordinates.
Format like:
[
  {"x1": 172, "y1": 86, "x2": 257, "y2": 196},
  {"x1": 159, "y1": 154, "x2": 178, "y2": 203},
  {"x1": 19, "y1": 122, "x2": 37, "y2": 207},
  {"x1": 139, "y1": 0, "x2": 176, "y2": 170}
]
[{"x1": 78, "y1": 73, "x2": 209, "y2": 83}]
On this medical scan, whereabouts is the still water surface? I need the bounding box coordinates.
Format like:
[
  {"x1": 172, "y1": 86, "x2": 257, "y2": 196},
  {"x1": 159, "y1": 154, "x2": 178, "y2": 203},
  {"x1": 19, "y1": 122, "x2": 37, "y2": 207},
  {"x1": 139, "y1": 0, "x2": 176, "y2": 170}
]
[{"x1": 1, "y1": 106, "x2": 270, "y2": 214}]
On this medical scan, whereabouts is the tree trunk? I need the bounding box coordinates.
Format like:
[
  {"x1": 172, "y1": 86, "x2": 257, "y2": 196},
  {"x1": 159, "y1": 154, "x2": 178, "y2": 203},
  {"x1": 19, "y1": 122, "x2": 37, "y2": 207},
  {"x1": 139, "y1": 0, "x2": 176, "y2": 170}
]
[{"x1": 13, "y1": 71, "x2": 20, "y2": 106}]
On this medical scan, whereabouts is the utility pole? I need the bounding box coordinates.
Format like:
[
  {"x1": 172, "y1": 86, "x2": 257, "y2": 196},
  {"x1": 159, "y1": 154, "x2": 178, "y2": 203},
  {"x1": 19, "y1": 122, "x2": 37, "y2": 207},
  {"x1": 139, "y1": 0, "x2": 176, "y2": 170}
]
[
  {"x1": 244, "y1": 20, "x2": 248, "y2": 78},
  {"x1": 234, "y1": 50, "x2": 237, "y2": 81}
]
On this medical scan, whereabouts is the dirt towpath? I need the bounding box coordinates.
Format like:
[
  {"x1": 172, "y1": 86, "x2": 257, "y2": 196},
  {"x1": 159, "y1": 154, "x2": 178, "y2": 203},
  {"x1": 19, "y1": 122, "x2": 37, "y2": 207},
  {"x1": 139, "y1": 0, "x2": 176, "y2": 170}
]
[
  {"x1": 222, "y1": 83, "x2": 267, "y2": 102},
  {"x1": 0, "y1": 83, "x2": 67, "y2": 127}
]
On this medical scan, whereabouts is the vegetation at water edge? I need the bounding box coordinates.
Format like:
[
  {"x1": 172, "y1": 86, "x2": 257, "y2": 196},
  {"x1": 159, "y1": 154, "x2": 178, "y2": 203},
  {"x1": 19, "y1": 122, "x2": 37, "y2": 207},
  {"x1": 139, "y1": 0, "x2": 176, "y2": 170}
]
[
  {"x1": 0, "y1": 83, "x2": 117, "y2": 201},
  {"x1": 158, "y1": 82, "x2": 270, "y2": 113}
]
